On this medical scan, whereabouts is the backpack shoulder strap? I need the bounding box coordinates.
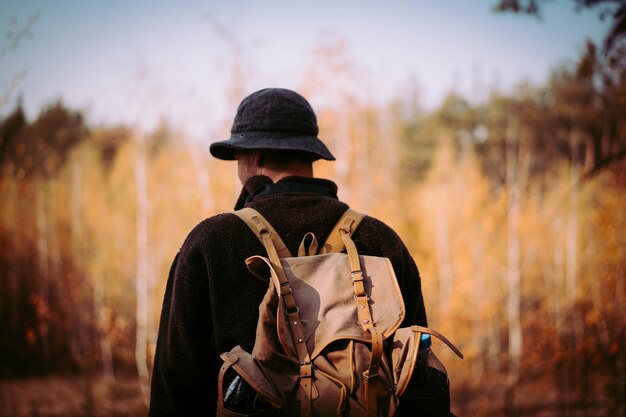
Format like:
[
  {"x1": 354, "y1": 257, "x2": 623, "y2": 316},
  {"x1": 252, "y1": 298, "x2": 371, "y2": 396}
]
[
  {"x1": 233, "y1": 208, "x2": 315, "y2": 412},
  {"x1": 320, "y1": 208, "x2": 366, "y2": 254},
  {"x1": 233, "y1": 208, "x2": 293, "y2": 258}
]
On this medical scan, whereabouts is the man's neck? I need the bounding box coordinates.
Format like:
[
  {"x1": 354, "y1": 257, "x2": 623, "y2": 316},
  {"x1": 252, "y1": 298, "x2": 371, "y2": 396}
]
[{"x1": 261, "y1": 166, "x2": 313, "y2": 182}]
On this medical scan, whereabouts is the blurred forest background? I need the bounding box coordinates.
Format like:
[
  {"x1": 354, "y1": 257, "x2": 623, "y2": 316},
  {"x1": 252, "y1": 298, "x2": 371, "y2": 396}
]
[{"x1": 1, "y1": 1, "x2": 626, "y2": 416}]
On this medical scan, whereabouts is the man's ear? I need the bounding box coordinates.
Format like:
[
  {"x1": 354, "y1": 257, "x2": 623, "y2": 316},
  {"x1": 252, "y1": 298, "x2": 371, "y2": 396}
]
[{"x1": 255, "y1": 150, "x2": 265, "y2": 168}]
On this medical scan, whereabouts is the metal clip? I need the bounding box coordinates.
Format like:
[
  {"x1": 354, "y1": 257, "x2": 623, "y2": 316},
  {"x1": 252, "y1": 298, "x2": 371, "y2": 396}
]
[
  {"x1": 362, "y1": 371, "x2": 378, "y2": 380},
  {"x1": 285, "y1": 305, "x2": 300, "y2": 315},
  {"x1": 351, "y1": 270, "x2": 364, "y2": 282}
]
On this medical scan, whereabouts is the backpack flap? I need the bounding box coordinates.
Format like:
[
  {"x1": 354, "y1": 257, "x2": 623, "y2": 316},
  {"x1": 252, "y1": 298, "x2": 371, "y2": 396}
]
[
  {"x1": 247, "y1": 253, "x2": 406, "y2": 360},
  {"x1": 294, "y1": 253, "x2": 406, "y2": 358}
]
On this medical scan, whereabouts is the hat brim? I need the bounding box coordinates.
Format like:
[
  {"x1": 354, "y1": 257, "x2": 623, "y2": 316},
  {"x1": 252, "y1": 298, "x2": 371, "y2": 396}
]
[{"x1": 209, "y1": 131, "x2": 335, "y2": 161}]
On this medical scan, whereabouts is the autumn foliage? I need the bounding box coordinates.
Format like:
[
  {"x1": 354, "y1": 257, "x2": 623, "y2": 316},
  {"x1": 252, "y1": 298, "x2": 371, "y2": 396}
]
[{"x1": 1, "y1": 42, "x2": 625, "y2": 416}]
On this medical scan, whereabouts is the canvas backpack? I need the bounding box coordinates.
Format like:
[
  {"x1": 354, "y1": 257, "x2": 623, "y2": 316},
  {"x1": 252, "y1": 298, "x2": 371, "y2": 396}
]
[{"x1": 217, "y1": 207, "x2": 463, "y2": 417}]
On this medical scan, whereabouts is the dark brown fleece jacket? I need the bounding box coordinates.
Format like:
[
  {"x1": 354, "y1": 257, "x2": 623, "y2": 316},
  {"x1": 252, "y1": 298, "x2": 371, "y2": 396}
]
[{"x1": 149, "y1": 176, "x2": 427, "y2": 417}]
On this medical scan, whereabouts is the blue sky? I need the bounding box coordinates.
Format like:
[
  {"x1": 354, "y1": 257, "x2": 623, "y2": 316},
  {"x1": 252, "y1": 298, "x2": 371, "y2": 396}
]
[{"x1": 0, "y1": 0, "x2": 609, "y2": 139}]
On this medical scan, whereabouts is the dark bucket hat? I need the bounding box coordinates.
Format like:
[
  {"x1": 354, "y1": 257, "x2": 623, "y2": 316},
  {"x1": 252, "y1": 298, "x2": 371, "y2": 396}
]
[{"x1": 209, "y1": 88, "x2": 335, "y2": 161}]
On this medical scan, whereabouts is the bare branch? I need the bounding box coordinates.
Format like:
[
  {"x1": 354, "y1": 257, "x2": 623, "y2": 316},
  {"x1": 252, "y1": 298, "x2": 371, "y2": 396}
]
[{"x1": 0, "y1": 12, "x2": 38, "y2": 61}]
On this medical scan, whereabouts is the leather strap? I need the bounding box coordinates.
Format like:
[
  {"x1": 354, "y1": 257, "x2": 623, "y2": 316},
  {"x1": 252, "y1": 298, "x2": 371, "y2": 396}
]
[
  {"x1": 298, "y1": 232, "x2": 318, "y2": 257},
  {"x1": 411, "y1": 325, "x2": 464, "y2": 359},
  {"x1": 320, "y1": 209, "x2": 366, "y2": 254},
  {"x1": 339, "y1": 222, "x2": 383, "y2": 417},
  {"x1": 233, "y1": 207, "x2": 313, "y2": 416},
  {"x1": 236, "y1": 207, "x2": 364, "y2": 257},
  {"x1": 217, "y1": 352, "x2": 238, "y2": 407},
  {"x1": 233, "y1": 208, "x2": 292, "y2": 258}
]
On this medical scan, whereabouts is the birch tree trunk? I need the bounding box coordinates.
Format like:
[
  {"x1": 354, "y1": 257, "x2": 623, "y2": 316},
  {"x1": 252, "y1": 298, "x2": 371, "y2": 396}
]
[
  {"x1": 566, "y1": 129, "x2": 580, "y2": 306},
  {"x1": 134, "y1": 130, "x2": 150, "y2": 405},
  {"x1": 95, "y1": 279, "x2": 115, "y2": 381},
  {"x1": 506, "y1": 177, "x2": 521, "y2": 383},
  {"x1": 48, "y1": 193, "x2": 66, "y2": 360},
  {"x1": 435, "y1": 185, "x2": 453, "y2": 318},
  {"x1": 354, "y1": 111, "x2": 374, "y2": 210},
  {"x1": 551, "y1": 215, "x2": 571, "y2": 417},
  {"x1": 334, "y1": 119, "x2": 351, "y2": 202},
  {"x1": 505, "y1": 117, "x2": 523, "y2": 396},
  {"x1": 71, "y1": 160, "x2": 115, "y2": 381},
  {"x1": 182, "y1": 135, "x2": 214, "y2": 213},
  {"x1": 567, "y1": 128, "x2": 586, "y2": 408},
  {"x1": 70, "y1": 164, "x2": 85, "y2": 366},
  {"x1": 471, "y1": 223, "x2": 486, "y2": 378},
  {"x1": 35, "y1": 182, "x2": 50, "y2": 357},
  {"x1": 429, "y1": 142, "x2": 454, "y2": 319},
  {"x1": 4, "y1": 178, "x2": 20, "y2": 330},
  {"x1": 615, "y1": 235, "x2": 626, "y2": 414}
]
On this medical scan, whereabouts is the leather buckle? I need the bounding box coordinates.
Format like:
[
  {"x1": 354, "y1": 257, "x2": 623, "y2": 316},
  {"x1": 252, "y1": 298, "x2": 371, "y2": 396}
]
[{"x1": 300, "y1": 361, "x2": 313, "y2": 378}]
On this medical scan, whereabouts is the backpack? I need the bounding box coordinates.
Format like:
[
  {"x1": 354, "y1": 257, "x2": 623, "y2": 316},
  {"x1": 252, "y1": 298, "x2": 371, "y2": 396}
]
[{"x1": 217, "y1": 207, "x2": 463, "y2": 417}]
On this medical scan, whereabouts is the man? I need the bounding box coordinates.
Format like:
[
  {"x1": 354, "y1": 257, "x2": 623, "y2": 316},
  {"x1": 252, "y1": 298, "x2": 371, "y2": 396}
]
[{"x1": 149, "y1": 88, "x2": 428, "y2": 416}]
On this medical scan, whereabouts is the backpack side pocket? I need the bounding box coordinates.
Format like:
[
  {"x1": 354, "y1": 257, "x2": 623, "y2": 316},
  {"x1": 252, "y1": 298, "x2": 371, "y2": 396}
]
[{"x1": 218, "y1": 346, "x2": 283, "y2": 417}]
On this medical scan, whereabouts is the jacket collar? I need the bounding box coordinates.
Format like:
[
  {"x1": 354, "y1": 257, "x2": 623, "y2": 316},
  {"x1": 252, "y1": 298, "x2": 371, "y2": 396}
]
[{"x1": 234, "y1": 175, "x2": 338, "y2": 209}]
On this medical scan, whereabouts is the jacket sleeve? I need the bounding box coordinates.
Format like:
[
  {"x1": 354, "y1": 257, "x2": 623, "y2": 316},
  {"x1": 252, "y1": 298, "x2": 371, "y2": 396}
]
[
  {"x1": 393, "y1": 241, "x2": 428, "y2": 328},
  {"x1": 149, "y1": 236, "x2": 219, "y2": 416}
]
